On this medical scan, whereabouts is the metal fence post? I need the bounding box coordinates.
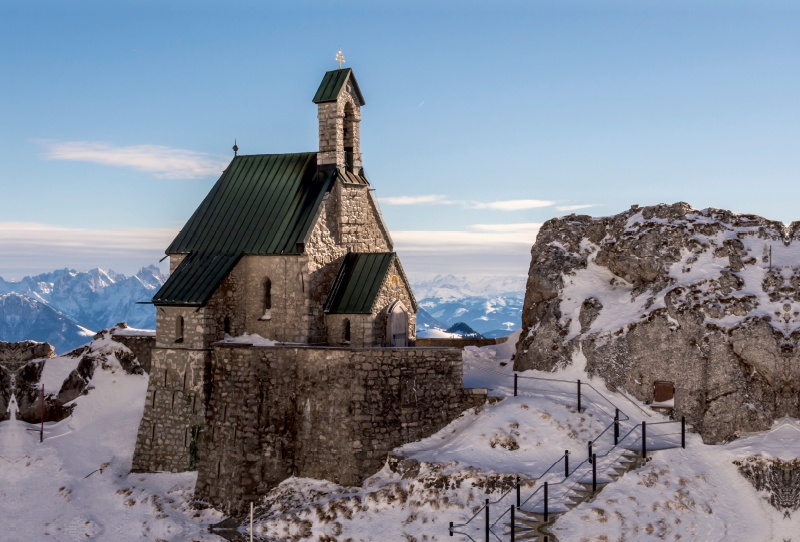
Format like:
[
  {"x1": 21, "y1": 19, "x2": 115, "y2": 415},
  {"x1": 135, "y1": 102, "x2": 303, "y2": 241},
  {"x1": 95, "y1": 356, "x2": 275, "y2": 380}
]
[
  {"x1": 485, "y1": 499, "x2": 489, "y2": 542},
  {"x1": 516, "y1": 475, "x2": 520, "y2": 508},
  {"x1": 592, "y1": 453, "x2": 597, "y2": 492},
  {"x1": 565, "y1": 450, "x2": 569, "y2": 477},
  {"x1": 642, "y1": 421, "x2": 647, "y2": 459},
  {"x1": 681, "y1": 416, "x2": 686, "y2": 449},
  {"x1": 588, "y1": 440, "x2": 592, "y2": 463},
  {"x1": 510, "y1": 505, "x2": 515, "y2": 542},
  {"x1": 614, "y1": 408, "x2": 619, "y2": 445},
  {"x1": 514, "y1": 373, "x2": 518, "y2": 396},
  {"x1": 40, "y1": 383, "x2": 44, "y2": 443},
  {"x1": 577, "y1": 379, "x2": 581, "y2": 411},
  {"x1": 544, "y1": 481, "x2": 549, "y2": 523}
]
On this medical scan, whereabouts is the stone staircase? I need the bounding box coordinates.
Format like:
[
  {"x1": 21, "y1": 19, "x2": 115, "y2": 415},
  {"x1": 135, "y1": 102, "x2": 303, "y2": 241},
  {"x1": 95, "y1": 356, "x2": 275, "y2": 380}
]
[{"x1": 504, "y1": 449, "x2": 649, "y2": 541}]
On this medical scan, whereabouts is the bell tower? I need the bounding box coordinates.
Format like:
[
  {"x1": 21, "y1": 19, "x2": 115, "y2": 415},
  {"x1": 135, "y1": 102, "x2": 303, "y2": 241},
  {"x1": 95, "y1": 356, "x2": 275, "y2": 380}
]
[{"x1": 312, "y1": 58, "x2": 365, "y2": 171}]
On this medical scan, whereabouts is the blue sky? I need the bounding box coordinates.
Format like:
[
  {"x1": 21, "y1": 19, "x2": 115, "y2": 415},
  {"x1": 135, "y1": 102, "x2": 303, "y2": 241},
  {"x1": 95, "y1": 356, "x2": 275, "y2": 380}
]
[{"x1": 1, "y1": 0, "x2": 798, "y2": 279}]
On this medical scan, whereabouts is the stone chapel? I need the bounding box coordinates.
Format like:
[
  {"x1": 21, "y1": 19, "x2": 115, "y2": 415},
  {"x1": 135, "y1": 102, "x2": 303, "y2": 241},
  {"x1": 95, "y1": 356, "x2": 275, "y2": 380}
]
[{"x1": 131, "y1": 66, "x2": 486, "y2": 514}]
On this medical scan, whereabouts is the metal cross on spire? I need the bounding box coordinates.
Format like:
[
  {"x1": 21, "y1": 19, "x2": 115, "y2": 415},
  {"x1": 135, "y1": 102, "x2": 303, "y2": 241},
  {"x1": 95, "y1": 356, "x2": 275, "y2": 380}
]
[{"x1": 335, "y1": 47, "x2": 345, "y2": 70}]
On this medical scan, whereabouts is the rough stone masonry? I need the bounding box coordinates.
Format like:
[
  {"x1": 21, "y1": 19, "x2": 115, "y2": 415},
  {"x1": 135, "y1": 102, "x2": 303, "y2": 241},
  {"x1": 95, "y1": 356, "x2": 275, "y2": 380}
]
[
  {"x1": 195, "y1": 344, "x2": 485, "y2": 515},
  {"x1": 515, "y1": 202, "x2": 800, "y2": 444}
]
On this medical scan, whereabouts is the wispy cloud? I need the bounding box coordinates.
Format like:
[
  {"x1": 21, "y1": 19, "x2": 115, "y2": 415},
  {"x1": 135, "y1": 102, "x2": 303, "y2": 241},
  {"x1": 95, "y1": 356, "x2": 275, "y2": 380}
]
[
  {"x1": 391, "y1": 227, "x2": 540, "y2": 276},
  {"x1": 471, "y1": 199, "x2": 555, "y2": 211},
  {"x1": 43, "y1": 141, "x2": 229, "y2": 179},
  {"x1": 0, "y1": 222, "x2": 178, "y2": 279},
  {"x1": 470, "y1": 223, "x2": 542, "y2": 233},
  {"x1": 555, "y1": 204, "x2": 598, "y2": 212},
  {"x1": 379, "y1": 194, "x2": 452, "y2": 205}
]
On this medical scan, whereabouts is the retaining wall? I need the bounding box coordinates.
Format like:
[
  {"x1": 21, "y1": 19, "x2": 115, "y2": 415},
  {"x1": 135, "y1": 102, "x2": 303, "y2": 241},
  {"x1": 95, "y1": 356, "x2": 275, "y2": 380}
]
[{"x1": 195, "y1": 345, "x2": 486, "y2": 515}]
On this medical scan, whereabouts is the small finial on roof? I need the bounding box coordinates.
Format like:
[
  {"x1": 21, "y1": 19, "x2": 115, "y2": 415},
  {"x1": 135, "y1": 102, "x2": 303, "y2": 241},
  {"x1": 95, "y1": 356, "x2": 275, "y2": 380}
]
[
  {"x1": 335, "y1": 47, "x2": 345, "y2": 70},
  {"x1": 232, "y1": 139, "x2": 239, "y2": 156}
]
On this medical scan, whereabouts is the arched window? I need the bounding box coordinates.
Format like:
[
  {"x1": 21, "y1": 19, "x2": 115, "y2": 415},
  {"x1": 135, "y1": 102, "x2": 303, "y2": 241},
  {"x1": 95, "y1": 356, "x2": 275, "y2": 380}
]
[
  {"x1": 223, "y1": 316, "x2": 231, "y2": 336},
  {"x1": 343, "y1": 102, "x2": 356, "y2": 171},
  {"x1": 175, "y1": 315, "x2": 184, "y2": 343},
  {"x1": 343, "y1": 319, "x2": 351, "y2": 344}
]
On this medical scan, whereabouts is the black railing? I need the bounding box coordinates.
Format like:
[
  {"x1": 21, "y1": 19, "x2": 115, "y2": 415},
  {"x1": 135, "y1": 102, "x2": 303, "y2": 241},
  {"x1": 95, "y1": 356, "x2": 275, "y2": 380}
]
[{"x1": 449, "y1": 365, "x2": 688, "y2": 541}]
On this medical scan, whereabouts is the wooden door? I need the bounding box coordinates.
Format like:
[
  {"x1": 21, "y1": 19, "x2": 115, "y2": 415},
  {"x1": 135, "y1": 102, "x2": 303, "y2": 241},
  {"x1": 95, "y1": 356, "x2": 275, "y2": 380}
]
[{"x1": 388, "y1": 301, "x2": 408, "y2": 347}]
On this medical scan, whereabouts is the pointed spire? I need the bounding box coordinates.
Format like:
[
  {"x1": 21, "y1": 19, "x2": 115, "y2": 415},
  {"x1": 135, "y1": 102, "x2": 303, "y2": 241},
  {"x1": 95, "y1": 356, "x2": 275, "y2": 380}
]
[{"x1": 232, "y1": 139, "x2": 239, "y2": 156}]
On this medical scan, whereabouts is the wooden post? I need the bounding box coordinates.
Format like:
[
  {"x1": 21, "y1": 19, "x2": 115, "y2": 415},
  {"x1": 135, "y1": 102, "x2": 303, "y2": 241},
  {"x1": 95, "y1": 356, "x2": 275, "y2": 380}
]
[
  {"x1": 449, "y1": 521, "x2": 453, "y2": 536},
  {"x1": 588, "y1": 440, "x2": 592, "y2": 463},
  {"x1": 564, "y1": 450, "x2": 569, "y2": 477},
  {"x1": 577, "y1": 379, "x2": 581, "y2": 411},
  {"x1": 514, "y1": 373, "x2": 518, "y2": 396},
  {"x1": 516, "y1": 475, "x2": 520, "y2": 508},
  {"x1": 592, "y1": 454, "x2": 597, "y2": 492},
  {"x1": 510, "y1": 505, "x2": 515, "y2": 542}
]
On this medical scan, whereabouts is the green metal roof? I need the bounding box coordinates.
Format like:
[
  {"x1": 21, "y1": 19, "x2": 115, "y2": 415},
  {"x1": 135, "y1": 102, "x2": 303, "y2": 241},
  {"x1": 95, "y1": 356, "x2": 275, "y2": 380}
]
[
  {"x1": 153, "y1": 153, "x2": 336, "y2": 306},
  {"x1": 324, "y1": 252, "x2": 395, "y2": 314},
  {"x1": 312, "y1": 68, "x2": 365, "y2": 106}
]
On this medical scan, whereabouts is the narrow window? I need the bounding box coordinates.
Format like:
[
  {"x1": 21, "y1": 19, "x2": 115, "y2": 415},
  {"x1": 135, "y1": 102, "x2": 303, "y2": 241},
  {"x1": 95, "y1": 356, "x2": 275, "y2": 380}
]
[
  {"x1": 175, "y1": 315, "x2": 184, "y2": 343},
  {"x1": 223, "y1": 316, "x2": 231, "y2": 336},
  {"x1": 260, "y1": 278, "x2": 272, "y2": 320},
  {"x1": 343, "y1": 319, "x2": 351, "y2": 344}
]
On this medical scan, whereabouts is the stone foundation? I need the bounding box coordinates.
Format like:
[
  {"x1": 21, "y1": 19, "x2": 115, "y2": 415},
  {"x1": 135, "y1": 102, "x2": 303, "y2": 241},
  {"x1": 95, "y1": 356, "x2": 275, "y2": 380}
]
[
  {"x1": 130, "y1": 347, "x2": 210, "y2": 473},
  {"x1": 194, "y1": 345, "x2": 485, "y2": 515},
  {"x1": 111, "y1": 332, "x2": 155, "y2": 373}
]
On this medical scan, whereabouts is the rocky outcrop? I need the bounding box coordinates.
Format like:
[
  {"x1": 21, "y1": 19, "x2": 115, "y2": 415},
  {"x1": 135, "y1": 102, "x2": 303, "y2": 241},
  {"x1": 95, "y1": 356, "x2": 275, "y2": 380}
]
[
  {"x1": 0, "y1": 340, "x2": 55, "y2": 371},
  {"x1": 0, "y1": 326, "x2": 145, "y2": 423},
  {"x1": 515, "y1": 202, "x2": 800, "y2": 443}
]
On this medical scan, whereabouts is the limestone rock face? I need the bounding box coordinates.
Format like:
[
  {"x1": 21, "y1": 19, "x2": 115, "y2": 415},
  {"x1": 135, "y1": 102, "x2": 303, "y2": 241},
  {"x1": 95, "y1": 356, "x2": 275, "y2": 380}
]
[{"x1": 514, "y1": 202, "x2": 800, "y2": 443}]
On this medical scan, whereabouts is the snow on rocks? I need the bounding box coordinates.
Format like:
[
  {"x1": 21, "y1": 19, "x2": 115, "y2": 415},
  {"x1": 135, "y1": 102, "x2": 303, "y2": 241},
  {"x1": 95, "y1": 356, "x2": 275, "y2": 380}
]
[
  {"x1": 0, "y1": 329, "x2": 225, "y2": 541},
  {"x1": 515, "y1": 202, "x2": 800, "y2": 443}
]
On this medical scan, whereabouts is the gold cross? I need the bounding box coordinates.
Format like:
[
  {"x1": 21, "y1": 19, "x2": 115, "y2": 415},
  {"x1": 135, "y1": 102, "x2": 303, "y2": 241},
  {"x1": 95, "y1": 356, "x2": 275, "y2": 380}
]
[{"x1": 335, "y1": 47, "x2": 345, "y2": 70}]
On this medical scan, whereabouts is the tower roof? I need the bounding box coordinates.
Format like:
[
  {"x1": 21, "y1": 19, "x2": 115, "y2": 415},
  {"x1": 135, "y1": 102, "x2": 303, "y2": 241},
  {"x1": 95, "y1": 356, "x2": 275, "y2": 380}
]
[{"x1": 313, "y1": 68, "x2": 365, "y2": 106}]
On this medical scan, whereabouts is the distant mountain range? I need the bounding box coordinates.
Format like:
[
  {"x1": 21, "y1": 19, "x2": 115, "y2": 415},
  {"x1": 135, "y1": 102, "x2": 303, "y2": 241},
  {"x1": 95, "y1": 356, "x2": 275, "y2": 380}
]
[
  {"x1": 411, "y1": 274, "x2": 525, "y2": 338},
  {"x1": 0, "y1": 268, "x2": 523, "y2": 352},
  {"x1": 0, "y1": 266, "x2": 165, "y2": 353}
]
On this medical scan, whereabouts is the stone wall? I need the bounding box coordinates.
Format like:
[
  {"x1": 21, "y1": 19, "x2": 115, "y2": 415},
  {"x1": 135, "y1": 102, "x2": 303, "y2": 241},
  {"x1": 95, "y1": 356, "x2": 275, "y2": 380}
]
[
  {"x1": 155, "y1": 306, "x2": 208, "y2": 349},
  {"x1": 111, "y1": 333, "x2": 155, "y2": 373},
  {"x1": 131, "y1": 347, "x2": 210, "y2": 473},
  {"x1": 372, "y1": 258, "x2": 417, "y2": 344},
  {"x1": 240, "y1": 255, "x2": 311, "y2": 344},
  {"x1": 317, "y1": 85, "x2": 362, "y2": 169},
  {"x1": 324, "y1": 313, "x2": 374, "y2": 347},
  {"x1": 194, "y1": 345, "x2": 486, "y2": 515},
  {"x1": 170, "y1": 254, "x2": 187, "y2": 274}
]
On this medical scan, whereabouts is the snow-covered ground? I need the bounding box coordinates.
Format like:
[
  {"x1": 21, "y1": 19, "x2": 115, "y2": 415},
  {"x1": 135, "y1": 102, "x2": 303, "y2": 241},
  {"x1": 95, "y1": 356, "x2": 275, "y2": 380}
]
[
  {"x1": 1, "y1": 329, "x2": 794, "y2": 541},
  {"x1": 250, "y1": 333, "x2": 794, "y2": 541},
  {"x1": 0, "y1": 335, "x2": 224, "y2": 542}
]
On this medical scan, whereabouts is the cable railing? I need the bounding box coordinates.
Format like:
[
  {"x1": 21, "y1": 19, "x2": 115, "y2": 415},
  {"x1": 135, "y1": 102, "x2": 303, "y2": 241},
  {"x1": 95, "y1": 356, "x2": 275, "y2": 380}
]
[
  {"x1": 463, "y1": 363, "x2": 645, "y2": 418},
  {"x1": 450, "y1": 362, "x2": 688, "y2": 541}
]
